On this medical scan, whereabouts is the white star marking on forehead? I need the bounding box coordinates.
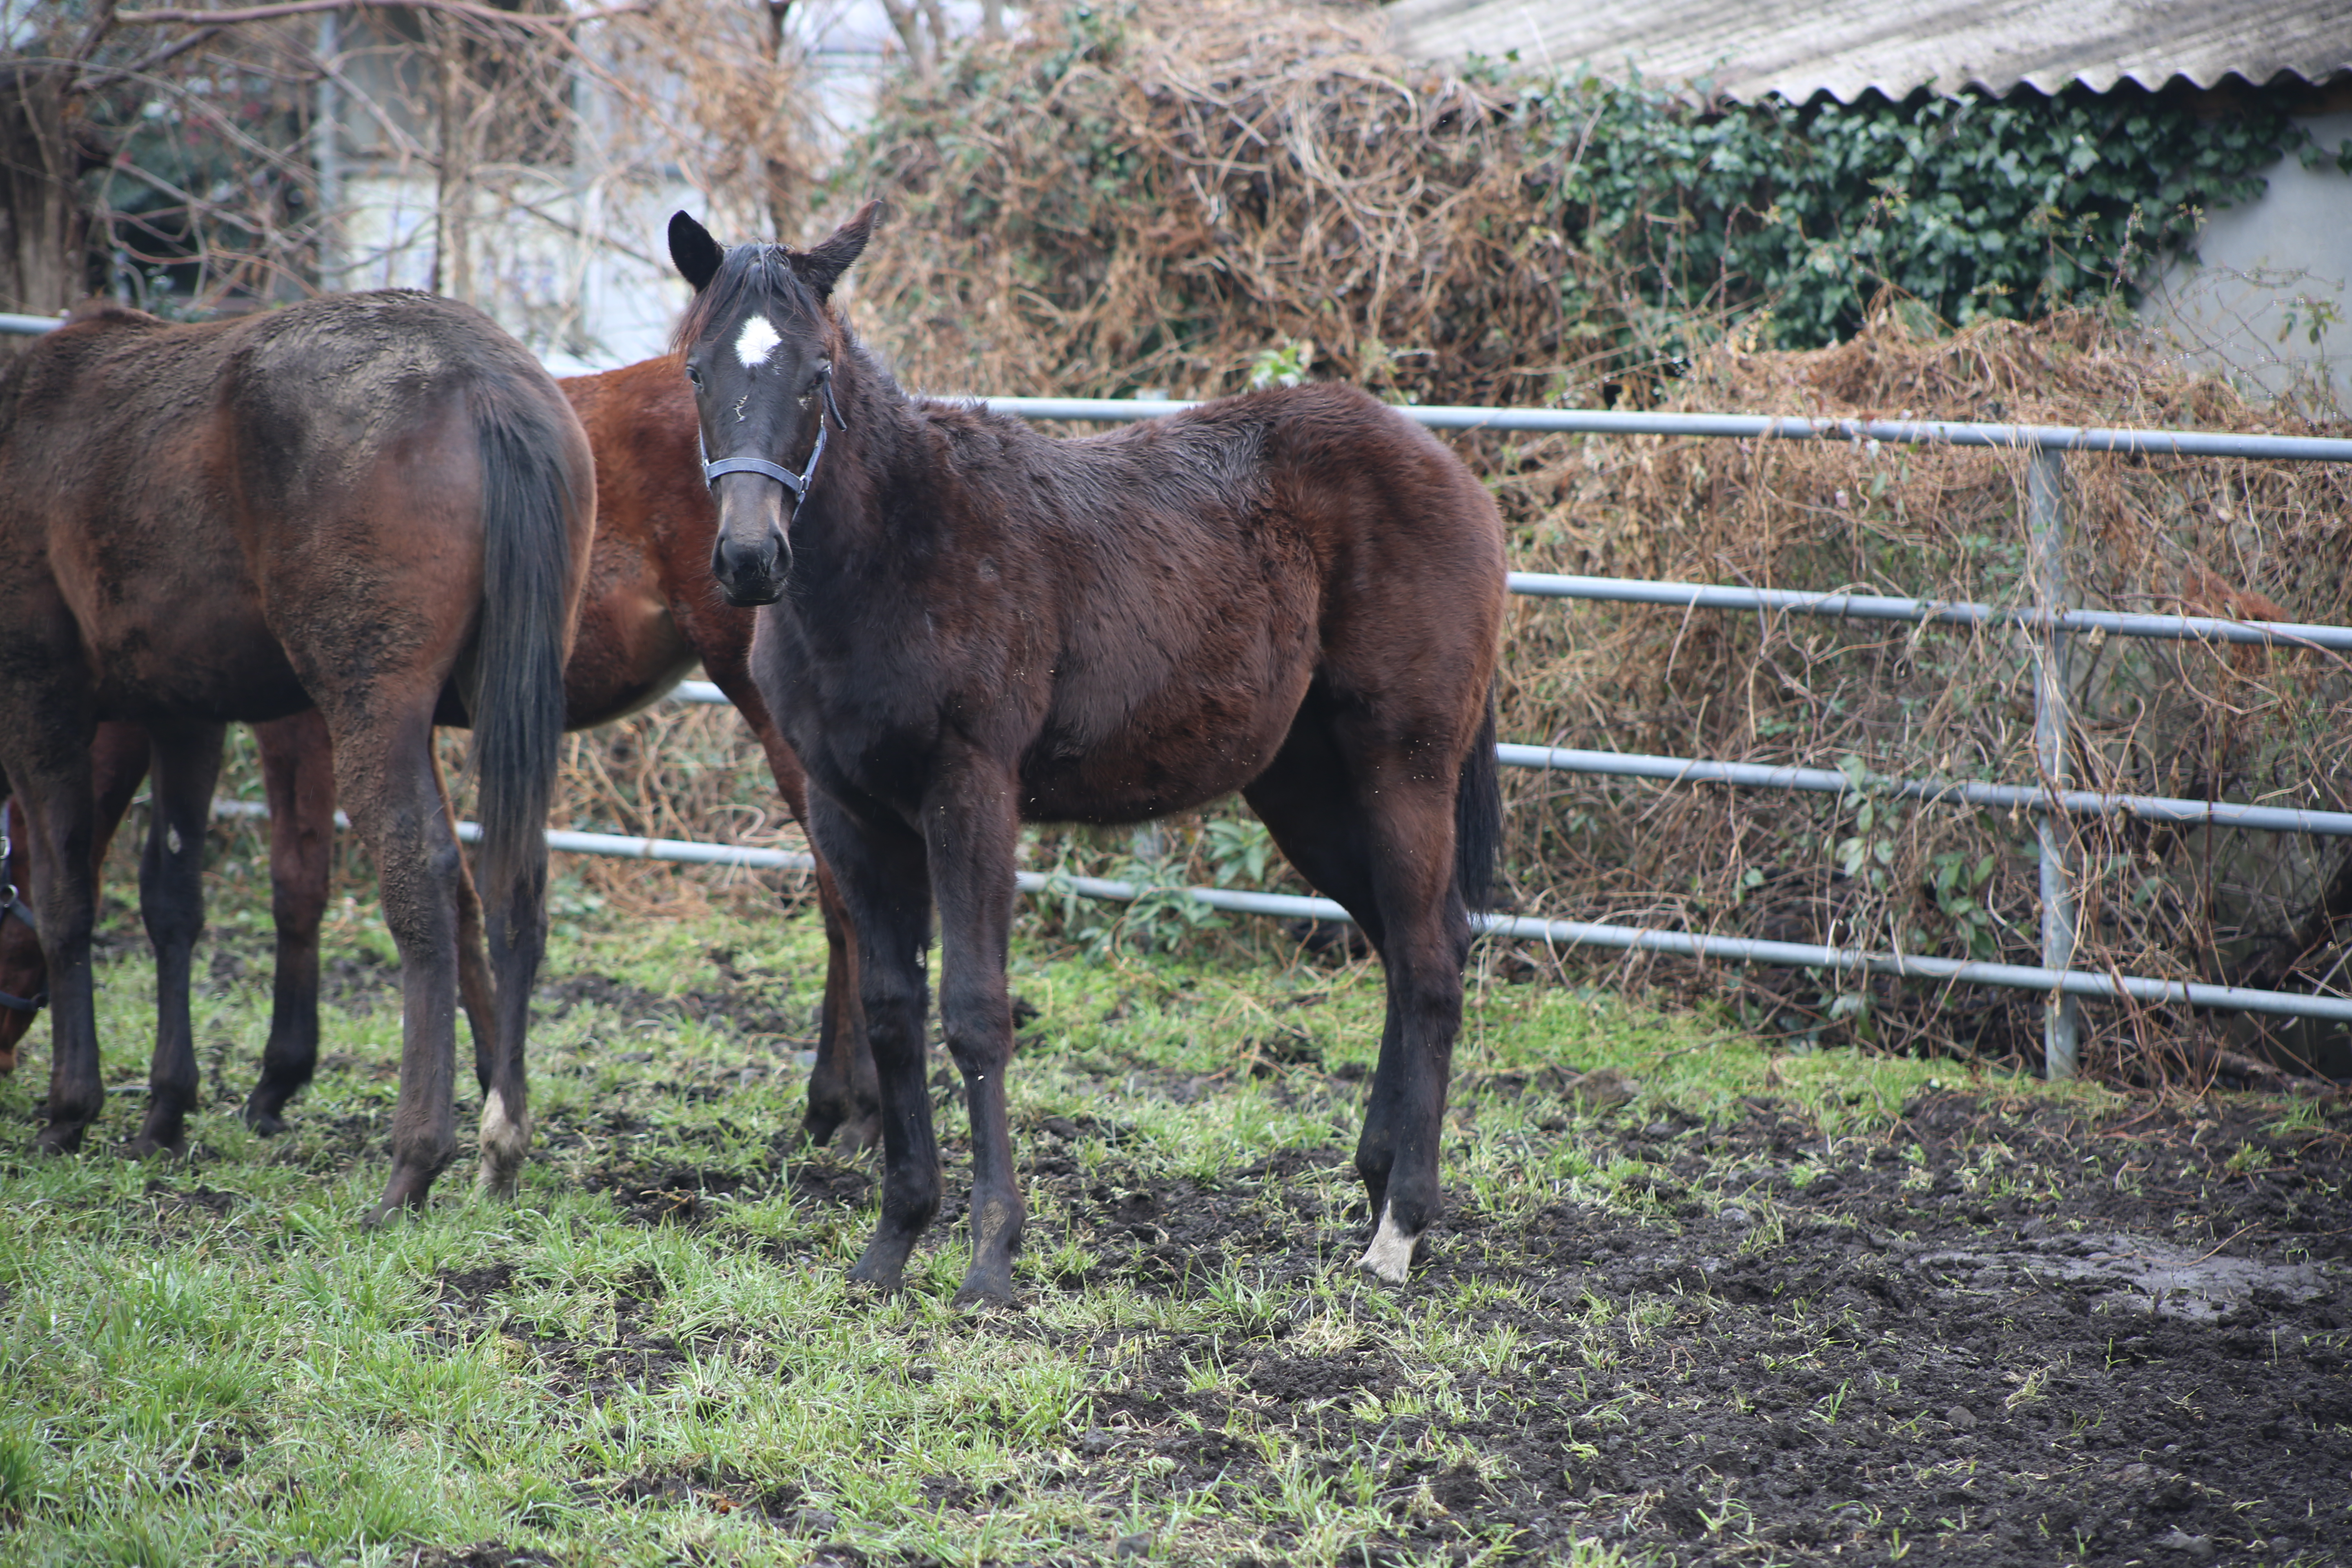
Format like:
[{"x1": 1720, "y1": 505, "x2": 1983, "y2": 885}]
[{"x1": 734, "y1": 314, "x2": 782, "y2": 368}]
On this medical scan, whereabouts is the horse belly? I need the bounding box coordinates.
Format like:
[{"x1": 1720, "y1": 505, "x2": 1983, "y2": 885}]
[
  {"x1": 561, "y1": 580, "x2": 697, "y2": 730},
  {"x1": 1017, "y1": 649, "x2": 1309, "y2": 823},
  {"x1": 77, "y1": 565, "x2": 305, "y2": 722}
]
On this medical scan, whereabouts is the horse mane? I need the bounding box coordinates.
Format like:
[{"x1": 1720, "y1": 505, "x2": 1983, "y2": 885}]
[{"x1": 670, "y1": 243, "x2": 826, "y2": 356}]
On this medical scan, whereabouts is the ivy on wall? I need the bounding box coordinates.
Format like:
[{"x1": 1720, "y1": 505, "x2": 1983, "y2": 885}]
[{"x1": 1512, "y1": 74, "x2": 2310, "y2": 350}]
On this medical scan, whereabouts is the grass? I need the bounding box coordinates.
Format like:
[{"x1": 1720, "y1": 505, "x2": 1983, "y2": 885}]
[{"x1": 0, "y1": 845, "x2": 2112, "y2": 1567}]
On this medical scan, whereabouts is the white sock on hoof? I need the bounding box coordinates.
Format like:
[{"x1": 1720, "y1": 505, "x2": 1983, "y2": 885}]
[
  {"x1": 1356, "y1": 1200, "x2": 1417, "y2": 1284},
  {"x1": 477, "y1": 1088, "x2": 530, "y2": 1194}
]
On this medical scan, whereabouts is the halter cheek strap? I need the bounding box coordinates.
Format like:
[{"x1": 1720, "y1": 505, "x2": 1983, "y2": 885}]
[
  {"x1": 700, "y1": 376, "x2": 847, "y2": 501},
  {"x1": 0, "y1": 825, "x2": 45, "y2": 1015}
]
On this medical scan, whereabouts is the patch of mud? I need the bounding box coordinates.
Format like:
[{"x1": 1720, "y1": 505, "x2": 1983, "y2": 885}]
[
  {"x1": 427, "y1": 1260, "x2": 695, "y2": 1398},
  {"x1": 583, "y1": 1459, "x2": 829, "y2": 1530},
  {"x1": 536, "y1": 970, "x2": 804, "y2": 1042},
  {"x1": 949, "y1": 1084, "x2": 2352, "y2": 1566},
  {"x1": 390, "y1": 1546, "x2": 560, "y2": 1568}
]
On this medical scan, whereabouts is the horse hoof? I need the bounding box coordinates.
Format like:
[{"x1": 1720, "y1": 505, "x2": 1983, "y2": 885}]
[
  {"x1": 120, "y1": 1134, "x2": 187, "y2": 1161},
  {"x1": 33, "y1": 1124, "x2": 86, "y2": 1156},
  {"x1": 951, "y1": 1276, "x2": 1016, "y2": 1312},
  {"x1": 845, "y1": 1256, "x2": 906, "y2": 1294},
  {"x1": 243, "y1": 1109, "x2": 289, "y2": 1137},
  {"x1": 1356, "y1": 1204, "x2": 1420, "y2": 1285},
  {"x1": 365, "y1": 1172, "x2": 436, "y2": 1227}
]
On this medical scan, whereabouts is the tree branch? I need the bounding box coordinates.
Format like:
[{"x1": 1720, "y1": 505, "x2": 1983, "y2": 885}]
[{"x1": 113, "y1": 0, "x2": 646, "y2": 31}]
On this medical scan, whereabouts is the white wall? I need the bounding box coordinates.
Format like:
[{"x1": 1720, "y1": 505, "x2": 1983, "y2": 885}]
[
  {"x1": 2145, "y1": 111, "x2": 2352, "y2": 413},
  {"x1": 324, "y1": 0, "x2": 1016, "y2": 372},
  {"x1": 334, "y1": 172, "x2": 706, "y2": 373}
]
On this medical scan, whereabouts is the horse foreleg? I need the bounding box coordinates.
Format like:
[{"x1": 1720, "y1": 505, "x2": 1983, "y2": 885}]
[
  {"x1": 127, "y1": 722, "x2": 227, "y2": 1157},
  {"x1": 245, "y1": 710, "x2": 334, "y2": 1134},
  {"x1": 723, "y1": 684, "x2": 875, "y2": 1152},
  {"x1": 812, "y1": 792, "x2": 940, "y2": 1294},
  {"x1": 922, "y1": 763, "x2": 1026, "y2": 1308},
  {"x1": 0, "y1": 799, "x2": 34, "y2": 1076}
]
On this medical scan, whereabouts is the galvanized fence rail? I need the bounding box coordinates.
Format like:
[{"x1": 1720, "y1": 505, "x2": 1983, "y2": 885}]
[{"x1": 12, "y1": 313, "x2": 2352, "y2": 1065}]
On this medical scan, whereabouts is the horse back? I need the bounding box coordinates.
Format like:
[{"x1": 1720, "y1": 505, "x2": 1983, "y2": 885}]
[
  {"x1": 0, "y1": 305, "x2": 302, "y2": 720},
  {"x1": 907, "y1": 383, "x2": 1503, "y2": 820},
  {"x1": 0, "y1": 294, "x2": 590, "y2": 726}
]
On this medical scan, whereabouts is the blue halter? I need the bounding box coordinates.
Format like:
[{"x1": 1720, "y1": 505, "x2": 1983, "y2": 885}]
[{"x1": 700, "y1": 373, "x2": 847, "y2": 502}]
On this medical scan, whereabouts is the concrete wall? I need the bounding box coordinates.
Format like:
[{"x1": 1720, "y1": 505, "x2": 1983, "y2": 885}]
[{"x1": 2145, "y1": 110, "x2": 2352, "y2": 413}]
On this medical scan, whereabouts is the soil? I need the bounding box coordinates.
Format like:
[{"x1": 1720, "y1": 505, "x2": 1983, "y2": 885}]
[
  {"x1": 551, "y1": 1020, "x2": 2352, "y2": 1566},
  {"x1": 36, "y1": 929, "x2": 2351, "y2": 1564}
]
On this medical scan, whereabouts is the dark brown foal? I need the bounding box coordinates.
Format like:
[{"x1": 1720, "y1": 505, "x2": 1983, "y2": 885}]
[{"x1": 669, "y1": 206, "x2": 1504, "y2": 1303}]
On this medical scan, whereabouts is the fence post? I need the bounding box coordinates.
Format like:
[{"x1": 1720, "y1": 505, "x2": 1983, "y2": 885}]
[{"x1": 2029, "y1": 445, "x2": 2082, "y2": 1078}]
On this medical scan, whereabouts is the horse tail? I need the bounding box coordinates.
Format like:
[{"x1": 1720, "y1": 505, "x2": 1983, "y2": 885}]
[
  {"x1": 1454, "y1": 682, "x2": 1502, "y2": 917},
  {"x1": 466, "y1": 380, "x2": 579, "y2": 925}
]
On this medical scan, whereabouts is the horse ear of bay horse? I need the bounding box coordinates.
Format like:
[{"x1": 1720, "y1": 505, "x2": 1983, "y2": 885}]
[
  {"x1": 668, "y1": 212, "x2": 725, "y2": 293},
  {"x1": 792, "y1": 200, "x2": 883, "y2": 301}
]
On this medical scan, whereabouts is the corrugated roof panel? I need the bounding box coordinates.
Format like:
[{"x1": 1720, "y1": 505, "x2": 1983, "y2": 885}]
[{"x1": 1382, "y1": 0, "x2": 2352, "y2": 101}]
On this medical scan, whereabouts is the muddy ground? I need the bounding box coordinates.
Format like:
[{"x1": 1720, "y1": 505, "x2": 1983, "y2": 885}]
[
  {"x1": 479, "y1": 960, "x2": 2352, "y2": 1566},
  {"x1": 25, "y1": 921, "x2": 2352, "y2": 1566},
  {"x1": 581, "y1": 1113, "x2": 2348, "y2": 1564}
]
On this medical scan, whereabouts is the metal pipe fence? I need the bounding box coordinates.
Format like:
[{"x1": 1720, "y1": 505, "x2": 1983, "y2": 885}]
[{"x1": 14, "y1": 313, "x2": 2351, "y2": 1062}]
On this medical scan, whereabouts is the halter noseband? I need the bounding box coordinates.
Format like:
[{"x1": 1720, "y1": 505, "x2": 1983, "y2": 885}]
[
  {"x1": 699, "y1": 373, "x2": 847, "y2": 502},
  {"x1": 0, "y1": 821, "x2": 46, "y2": 1016}
]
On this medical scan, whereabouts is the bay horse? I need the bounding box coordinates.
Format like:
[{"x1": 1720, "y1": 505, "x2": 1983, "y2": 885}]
[
  {"x1": 0, "y1": 294, "x2": 592, "y2": 1222},
  {"x1": 0, "y1": 356, "x2": 876, "y2": 1154},
  {"x1": 667, "y1": 205, "x2": 1506, "y2": 1303}
]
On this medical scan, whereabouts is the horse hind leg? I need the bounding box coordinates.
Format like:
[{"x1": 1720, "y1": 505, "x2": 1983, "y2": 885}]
[
  {"x1": 804, "y1": 856, "x2": 878, "y2": 1153},
  {"x1": 1247, "y1": 729, "x2": 1465, "y2": 1285},
  {"x1": 454, "y1": 769, "x2": 526, "y2": 1200},
  {"x1": 1345, "y1": 791, "x2": 1467, "y2": 1285},
  {"x1": 7, "y1": 722, "x2": 103, "y2": 1152},
  {"x1": 729, "y1": 707, "x2": 875, "y2": 1153},
  {"x1": 126, "y1": 722, "x2": 227, "y2": 1158},
  {"x1": 331, "y1": 708, "x2": 466, "y2": 1223}
]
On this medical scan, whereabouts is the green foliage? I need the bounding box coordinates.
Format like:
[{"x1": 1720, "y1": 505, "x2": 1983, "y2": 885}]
[
  {"x1": 1036, "y1": 813, "x2": 1285, "y2": 961},
  {"x1": 1512, "y1": 74, "x2": 2307, "y2": 350}
]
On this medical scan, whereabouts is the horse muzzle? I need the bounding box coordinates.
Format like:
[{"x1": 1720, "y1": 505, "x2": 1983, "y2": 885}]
[{"x1": 710, "y1": 476, "x2": 791, "y2": 606}]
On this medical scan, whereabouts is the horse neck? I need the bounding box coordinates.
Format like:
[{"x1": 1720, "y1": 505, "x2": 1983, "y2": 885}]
[{"x1": 801, "y1": 340, "x2": 939, "y2": 571}]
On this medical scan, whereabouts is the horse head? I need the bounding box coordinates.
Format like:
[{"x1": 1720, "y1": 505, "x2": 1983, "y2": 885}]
[{"x1": 667, "y1": 203, "x2": 879, "y2": 607}]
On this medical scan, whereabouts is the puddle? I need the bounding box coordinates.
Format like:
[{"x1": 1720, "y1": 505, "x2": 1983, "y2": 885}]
[{"x1": 1910, "y1": 1230, "x2": 2339, "y2": 1321}]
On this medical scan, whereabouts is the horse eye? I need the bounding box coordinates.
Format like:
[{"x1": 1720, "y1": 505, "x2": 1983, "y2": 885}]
[{"x1": 684, "y1": 363, "x2": 703, "y2": 388}]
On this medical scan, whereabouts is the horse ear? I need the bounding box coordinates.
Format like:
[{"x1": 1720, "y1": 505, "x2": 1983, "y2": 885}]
[
  {"x1": 668, "y1": 212, "x2": 725, "y2": 293},
  {"x1": 793, "y1": 200, "x2": 883, "y2": 300}
]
